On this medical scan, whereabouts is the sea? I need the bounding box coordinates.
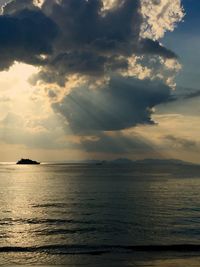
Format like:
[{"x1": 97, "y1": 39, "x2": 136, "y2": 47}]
[{"x1": 0, "y1": 162, "x2": 200, "y2": 266}]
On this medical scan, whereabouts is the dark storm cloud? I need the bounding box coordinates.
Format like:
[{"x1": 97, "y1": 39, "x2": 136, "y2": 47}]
[
  {"x1": 52, "y1": 76, "x2": 172, "y2": 133},
  {"x1": 47, "y1": 51, "x2": 129, "y2": 77},
  {"x1": 38, "y1": 0, "x2": 176, "y2": 82},
  {"x1": 51, "y1": 51, "x2": 107, "y2": 76},
  {"x1": 0, "y1": 7, "x2": 58, "y2": 69},
  {"x1": 43, "y1": 0, "x2": 141, "y2": 51},
  {"x1": 0, "y1": 0, "x2": 177, "y2": 75},
  {"x1": 0, "y1": 0, "x2": 180, "y2": 135}
]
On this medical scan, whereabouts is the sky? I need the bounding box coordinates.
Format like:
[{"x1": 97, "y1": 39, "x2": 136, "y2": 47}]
[{"x1": 0, "y1": 0, "x2": 199, "y2": 163}]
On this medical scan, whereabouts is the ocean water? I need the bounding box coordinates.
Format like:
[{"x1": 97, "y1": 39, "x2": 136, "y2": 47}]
[{"x1": 0, "y1": 163, "x2": 200, "y2": 266}]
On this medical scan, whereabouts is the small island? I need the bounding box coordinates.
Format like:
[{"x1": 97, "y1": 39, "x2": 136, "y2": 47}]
[{"x1": 16, "y1": 158, "x2": 40, "y2": 165}]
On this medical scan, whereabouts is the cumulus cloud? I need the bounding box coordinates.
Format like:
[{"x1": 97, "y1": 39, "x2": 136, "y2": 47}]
[
  {"x1": 33, "y1": 0, "x2": 181, "y2": 86},
  {"x1": 0, "y1": 0, "x2": 183, "y2": 75},
  {"x1": 0, "y1": 0, "x2": 184, "y2": 137},
  {"x1": 141, "y1": 0, "x2": 184, "y2": 39}
]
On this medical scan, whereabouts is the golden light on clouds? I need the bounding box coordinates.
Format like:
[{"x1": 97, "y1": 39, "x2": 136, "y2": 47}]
[
  {"x1": 141, "y1": 0, "x2": 184, "y2": 39},
  {"x1": 0, "y1": 0, "x2": 198, "y2": 164},
  {"x1": 0, "y1": 63, "x2": 38, "y2": 117}
]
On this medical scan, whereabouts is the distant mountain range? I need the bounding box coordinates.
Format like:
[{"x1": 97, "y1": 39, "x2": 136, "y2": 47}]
[
  {"x1": 133, "y1": 158, "x2": 196, "y2": 165},
  {"x1": 89, "y1": 158, "x2": 198, "y2": 166},
  {"x1": 44, "y1": 158, "x2": 198, "y2": 166}
]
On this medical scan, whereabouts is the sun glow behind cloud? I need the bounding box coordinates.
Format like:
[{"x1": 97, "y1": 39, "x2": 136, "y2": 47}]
[
  {"x1": 0, "y1": 63, "x2": 77, "y2": 160},
  {"x1": 0, "y1": 0, "x2": 199, "y2": 163},
  {"x1": 0, "y1": 63, "x2": 38, "y2": 112}
]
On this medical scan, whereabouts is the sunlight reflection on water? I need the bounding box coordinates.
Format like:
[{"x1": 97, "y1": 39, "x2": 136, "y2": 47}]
[{"x1": 0, "y1": 163, "x2": 200, "y2": 265}]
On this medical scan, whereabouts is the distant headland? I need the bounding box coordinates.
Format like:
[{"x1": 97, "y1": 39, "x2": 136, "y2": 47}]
[{"x1": 16, "y1": 159, "x2": 40, "y2": 165}]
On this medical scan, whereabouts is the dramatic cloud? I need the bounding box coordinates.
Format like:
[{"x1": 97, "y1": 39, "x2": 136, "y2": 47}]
[
  {"x1": 53, "y1": 76, "x2": 172, "y2": 133},
  {"x1": 0, "y1": 0, "x2": 183, "y2": 75},
  {"x1": 34, "y1": 0, "x2": 181, "y2": 85},
  {"x1": 141, "y1": 0, "x2": 184, "y2": 39},
  {"x1": 0, "y1": 0, "x2": 184, "y2": 137}
]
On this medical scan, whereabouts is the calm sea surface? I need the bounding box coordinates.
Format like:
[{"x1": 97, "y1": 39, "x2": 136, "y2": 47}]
[{"x1": 0, "y1": 163, "x2": 200, "y2": 266}]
